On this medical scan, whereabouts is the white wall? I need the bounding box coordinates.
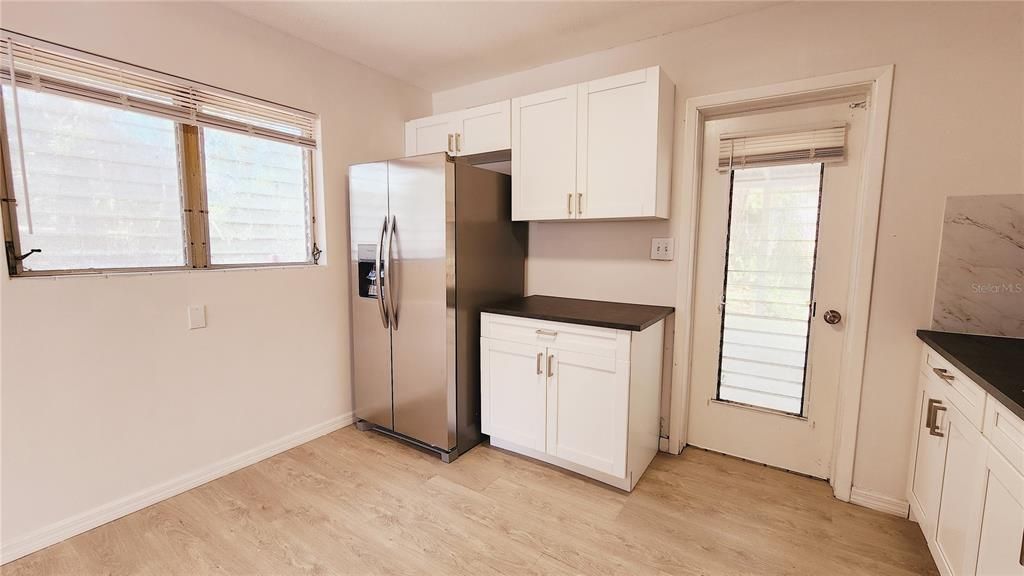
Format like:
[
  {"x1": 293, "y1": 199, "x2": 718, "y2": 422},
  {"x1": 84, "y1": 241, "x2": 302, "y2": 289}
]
[
  {"x1": 433, "y1": 2, "x2": 1024, "y2": 502},
  {"x1": 0, "y1": 1, "x2": 430, "y2": 560}
]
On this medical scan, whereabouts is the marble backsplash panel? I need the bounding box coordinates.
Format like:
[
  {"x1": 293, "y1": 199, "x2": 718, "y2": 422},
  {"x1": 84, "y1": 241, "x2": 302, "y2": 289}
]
[{"x1": 932, "y1": 194, "x2": 1024, "y2": 337}]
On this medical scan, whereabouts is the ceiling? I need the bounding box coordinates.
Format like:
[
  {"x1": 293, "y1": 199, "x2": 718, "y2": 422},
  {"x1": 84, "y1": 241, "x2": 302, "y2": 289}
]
[{"x1": 223, "y1": 2, "x2": 774, "y2": 93}]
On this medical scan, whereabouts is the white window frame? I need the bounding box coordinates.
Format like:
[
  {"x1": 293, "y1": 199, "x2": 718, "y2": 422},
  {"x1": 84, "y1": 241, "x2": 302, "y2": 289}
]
[{"x1": 0, "y1": 31, "x2": 321, "y2": 277}]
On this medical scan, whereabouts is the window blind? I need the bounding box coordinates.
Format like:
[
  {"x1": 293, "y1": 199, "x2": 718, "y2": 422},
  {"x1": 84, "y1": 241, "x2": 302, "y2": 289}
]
[
  {"x1": 0, "y1": 33, "x2": 317, "y2": 149},
  {"x1": 718, "y1": 123, "x2": 846, "y2": 172}
]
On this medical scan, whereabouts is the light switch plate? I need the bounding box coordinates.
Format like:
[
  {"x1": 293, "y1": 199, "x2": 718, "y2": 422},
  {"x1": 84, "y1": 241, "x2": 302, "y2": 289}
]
[
  {"x1": 188, "y1": 305, "x2": 207, "y2": 330},
  {"x1": 650, "y1": 238, "x2": 674, "y2": 261}
]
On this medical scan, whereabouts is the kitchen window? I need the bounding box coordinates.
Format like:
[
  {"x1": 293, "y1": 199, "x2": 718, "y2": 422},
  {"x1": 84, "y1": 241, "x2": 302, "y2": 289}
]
[{"x1": 0, "y1": 32, "x2": 319, "y2": 276}]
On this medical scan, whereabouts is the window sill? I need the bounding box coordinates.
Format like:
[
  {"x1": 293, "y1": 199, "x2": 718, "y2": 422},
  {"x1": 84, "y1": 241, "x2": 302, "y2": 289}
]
[{"x1": 10, "y1": 262, "x2": 320, "y2": 280}]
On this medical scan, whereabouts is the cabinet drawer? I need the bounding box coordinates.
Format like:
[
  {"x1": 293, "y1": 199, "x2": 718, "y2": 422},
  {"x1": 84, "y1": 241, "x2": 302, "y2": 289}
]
[
  {"x1": 922, "y1": 345, "x2": 987, "y2": 429},
  {"x1": 985, "y1": 399, "x2": 1024, "y2": 477},
  {"x1": 481, "y1": 312, "x2": 629, "y2": 361}
]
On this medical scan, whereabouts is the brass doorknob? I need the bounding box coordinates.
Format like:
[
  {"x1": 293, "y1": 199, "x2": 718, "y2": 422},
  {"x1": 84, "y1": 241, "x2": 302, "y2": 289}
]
[{"x1": 823, "y1": 310, "x2": 842, "y2": 325}]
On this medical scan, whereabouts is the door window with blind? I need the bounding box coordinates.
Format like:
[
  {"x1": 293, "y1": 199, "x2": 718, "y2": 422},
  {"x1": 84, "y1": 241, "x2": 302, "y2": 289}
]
[
  {"x1": 0, "y1": 32, "x2": 319, "y2": 275},
  {"x1": 715, "y1": 124, "x2": 845, "y2": 416}
]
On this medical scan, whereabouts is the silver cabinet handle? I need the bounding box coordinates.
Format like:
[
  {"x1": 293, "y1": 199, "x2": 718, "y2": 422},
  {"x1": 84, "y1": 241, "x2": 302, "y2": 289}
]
[
  {"x1": 932, "y1": 367, "x2": 955, "y2": 382},
  {"x1": 455, "y1": 133, "x2": 461, "y2": 153},
  {"x1": 447, "y1": 133, "x2": 454, "y2": 154},
  {"x1": 536, "y1": 352, "x2": 543, "y2": 375},
  {"x1": 577, "y1": 193, "x2": 583, "y2": 215},
  {"x1": 375, "y1": 216, "x2": 389, "y2": 328},
  {"x1": 547, "y1": 354, "x2": 555, "y2": 378},
  {"x1": 1019, "y1": 528, "x2": 1023, "y2": 567},
  {"x1": 535, "y1": 329, "x2": 558, "y2": 337},
  {"x1": 384, "y1": 215, "x2": 398, "y2": 329},
  {"x1": 567, "y1": 193, "x2": 573, "y2": 216},
  {"x1": 929, "y1": 402, "x2": 947, "y2": 437},
  {"x1": 925, "y1": 398, "x2": 939, "y2": 430}
]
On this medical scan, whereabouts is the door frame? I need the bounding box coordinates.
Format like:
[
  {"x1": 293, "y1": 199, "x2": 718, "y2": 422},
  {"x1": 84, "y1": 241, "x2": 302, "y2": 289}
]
[{"x1": 667, "y1": 65, "x2": 894, "y2": 502}]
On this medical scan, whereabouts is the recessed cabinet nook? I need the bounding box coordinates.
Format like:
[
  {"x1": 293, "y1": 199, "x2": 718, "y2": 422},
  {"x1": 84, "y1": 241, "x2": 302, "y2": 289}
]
[
  {"x1": 404, "y1": 66, "x2": 674, "y2": 222},
  {"x1": 908, "y1": 339, "x2": 1024, "y2": 576}
]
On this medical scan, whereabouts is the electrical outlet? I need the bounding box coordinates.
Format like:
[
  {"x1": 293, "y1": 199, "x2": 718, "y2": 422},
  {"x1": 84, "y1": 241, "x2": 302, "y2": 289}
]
[
  {"x1": 650, "y1": 238, "x2": 674, "y2": 261},
  {"x1": 188, "y1": 305, "x2": 207, "y2": 330}
]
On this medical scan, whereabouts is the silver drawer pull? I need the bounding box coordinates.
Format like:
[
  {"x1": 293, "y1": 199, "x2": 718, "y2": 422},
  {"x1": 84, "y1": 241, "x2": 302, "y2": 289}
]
[
  {"x1": 930, "y1": 403, "x2": 947, "y2": 437},
  {"x1": 932, "y1": 367, "x2": 955, "y2": 382},
  {"x1": 536, "y1": 329, "x2": 558, "y2": 337},
  {"x1": 1019, "y1": 527, "x2": 1023, "y2": 567}
]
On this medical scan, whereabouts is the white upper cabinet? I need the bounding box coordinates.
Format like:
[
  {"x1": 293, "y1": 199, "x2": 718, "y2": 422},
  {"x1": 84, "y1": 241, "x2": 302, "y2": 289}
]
[
  {"x1": 456, "y1": 101, "x2": 511, "y2": 155},
  {"x1": 405, "y1": 111, "x2": 456, "y2": 156},
  {"x1": 405, "y1": 66, "x2": 675, "y2": 221},
  {"x1": 404, "y1": 101, "x2": 511, "y2": 157},
  {"x1": 511, "y1": 85, "x2": 578, "y2": 221},
  {"x1": 512, "y1": 66, "x2": 674, "y2": 222},
  {"x1": 576, "y1": 67, "x2": 673, "y2": 220}
]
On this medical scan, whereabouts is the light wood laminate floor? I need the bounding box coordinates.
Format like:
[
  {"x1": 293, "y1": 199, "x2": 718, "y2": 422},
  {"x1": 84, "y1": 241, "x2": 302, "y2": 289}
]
[{"x1": 2, "y1": 426, "x2": 937, "y2": 576}]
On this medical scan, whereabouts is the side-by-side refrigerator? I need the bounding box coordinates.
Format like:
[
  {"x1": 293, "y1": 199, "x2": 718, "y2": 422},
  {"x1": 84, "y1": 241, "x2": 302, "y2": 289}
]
[{"x1": 348, "y1": 152, "x2": 527, "y2": 462}]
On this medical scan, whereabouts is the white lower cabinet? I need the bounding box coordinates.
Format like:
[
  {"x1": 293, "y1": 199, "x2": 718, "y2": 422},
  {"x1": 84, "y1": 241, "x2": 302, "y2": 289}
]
[
  {"x1": 975, "y1": 446, "x2": 1024, "y2": 576},
  {"x1": 480, "y1": 312, "x2": 664, "y2": 491},
  {"x1": 934, "y1": 402, "x2": 987, "y2": 576},
  {"x1": 910, "y1": 372, "x2": 949, "y2": 538},
  {"x1": 908, "y1": 343, "x2": 1024, "y2": 576},
  {"x1": 480, "y1": 338, "x2": 547, "y2": 452},
  {"x1": 547, "y1": 349, "x2": 628, "y2": 477}
]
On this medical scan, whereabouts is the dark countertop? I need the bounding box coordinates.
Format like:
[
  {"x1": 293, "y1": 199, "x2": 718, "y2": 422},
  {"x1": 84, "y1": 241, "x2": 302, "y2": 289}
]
[
  {"x1": 917, "y1": 330, "x2": 1024, "y2": 420},
  {"x1": 481, "y1": 295, "x2": 674, "y2": 332}
]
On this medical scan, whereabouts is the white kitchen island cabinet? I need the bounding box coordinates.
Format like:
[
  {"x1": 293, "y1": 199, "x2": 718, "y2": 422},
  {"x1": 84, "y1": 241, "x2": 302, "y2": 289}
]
[
  {"x1": 908, "y1": 332, "x2": 1024, "y2": 576},
  {"x1": 479, "y1": 296, "x2": 673, "y2": 491}
]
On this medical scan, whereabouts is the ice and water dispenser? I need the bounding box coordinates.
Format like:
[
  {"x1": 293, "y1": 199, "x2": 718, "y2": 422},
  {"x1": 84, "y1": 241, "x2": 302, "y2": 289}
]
[{"x1": 356, "y1": 243, "x2": 380, "y2": 299}]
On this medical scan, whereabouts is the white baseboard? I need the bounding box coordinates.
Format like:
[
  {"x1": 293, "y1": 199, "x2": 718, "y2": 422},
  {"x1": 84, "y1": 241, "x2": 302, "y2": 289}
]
[
  {"x1": 850, "y1": 487, "x2": 910, "y2": 517},
  {"x1": 1, "y1": 412, "x2": 354, "y2": 565}
]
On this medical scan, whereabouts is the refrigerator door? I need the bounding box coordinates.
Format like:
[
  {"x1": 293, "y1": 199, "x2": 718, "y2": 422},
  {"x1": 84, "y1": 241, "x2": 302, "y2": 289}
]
[
  {"x1": 349, "y1": 161, "x2": 393, "y2": 429},
  {"x1": 387, "y1": 154, "x2": 456, "y2": 450}
]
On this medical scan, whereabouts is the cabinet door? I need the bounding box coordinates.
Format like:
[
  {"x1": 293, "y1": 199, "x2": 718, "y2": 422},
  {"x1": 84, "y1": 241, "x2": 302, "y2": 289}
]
[
  {"x1": 935, "y1": 402, "x2": 987, "y2": 576},
  {"x1": 546, "y1": 348, "x2": 628, "y2": 477},
  {"x1": 455, "y1": 101, "x2": 510, "y2": 156},
  {"x1": 405, "y1": 113, "x2": 455, "y2": 156},
  {"x1": 511, "y1": 85, "x2": 578, "y2": 221},
  {"x1": 975, "y1": 446, "x2": 1024, "y2": 576},
  {"x1": 911, "y1": 373, "x2": 950, "y2": 539},
  {"x1": 480, "y1": 338, "x2": 547, "y2": 452},
  {"x1": 576, "y1": 68, "x2": 654, "y2": 219}
]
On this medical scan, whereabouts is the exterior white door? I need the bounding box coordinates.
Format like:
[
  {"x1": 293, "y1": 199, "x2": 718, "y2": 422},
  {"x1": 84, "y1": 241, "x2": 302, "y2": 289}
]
[
  {"x1": 546, "y1": 349, "x2": 628, "y2": 477},
  {"x1": 480, "y1": 338, "x2": 547, "y2": 452},
  {"x1": 687, "y1": 99, "x2": 868, "y2": 478},
  {"x1": 511, "y1": 85, "x2": 578, "y2": 221}
]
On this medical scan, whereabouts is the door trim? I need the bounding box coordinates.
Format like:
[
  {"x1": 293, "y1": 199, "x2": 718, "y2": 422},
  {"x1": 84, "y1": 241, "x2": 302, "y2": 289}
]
[{"x1": 668, "y1": 65, "x2": 895, "y2": 503}]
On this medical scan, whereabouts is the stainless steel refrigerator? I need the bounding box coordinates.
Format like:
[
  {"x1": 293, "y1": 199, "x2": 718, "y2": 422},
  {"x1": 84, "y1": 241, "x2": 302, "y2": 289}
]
[{"x1": 348, "y1": 152, "x2": 527, "y2": 462}]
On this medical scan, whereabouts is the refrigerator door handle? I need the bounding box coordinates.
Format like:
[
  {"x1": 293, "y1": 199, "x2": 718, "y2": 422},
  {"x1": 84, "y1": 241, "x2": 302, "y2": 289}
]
[
  {"x1": 375, "y1": 216, "x2": 390, "y2": 328},
  {"x1": 385, "y1": 214, "x2": 398, "y2": 329}
]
